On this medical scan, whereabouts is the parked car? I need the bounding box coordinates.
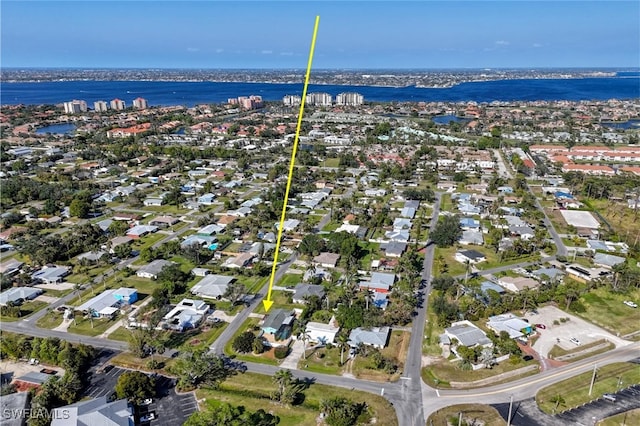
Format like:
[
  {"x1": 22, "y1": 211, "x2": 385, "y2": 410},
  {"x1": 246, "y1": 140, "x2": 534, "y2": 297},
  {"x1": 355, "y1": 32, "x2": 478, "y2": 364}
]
[
  {"x1": 569, "y1": 337, "x2": 581, "y2": 345},
  {"x1": 535, "y1": 323, "x2": 546, "y2": 329},
  {"x1": 522, "y1": 355, "x2": 534, "y2": 361},
  {"x1": 602, "y1": 393, "x2": 617, "y2": 402},
  {"x1": 141, "y1": 398, "x2": 153, "y2": 406},
  {"x1": 140, "y1": 413, "x2": 156, "y2": 422},
  {"x1": 623, "y1": 301, "x2": 638, "y2": 308}
]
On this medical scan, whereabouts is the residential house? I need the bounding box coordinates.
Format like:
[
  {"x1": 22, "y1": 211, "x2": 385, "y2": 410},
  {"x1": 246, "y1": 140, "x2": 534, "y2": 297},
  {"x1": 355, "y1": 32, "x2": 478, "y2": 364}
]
[
  {"x1": 51, "y1": 396, "x2": 134, "y2": 426},
  {"x1": 149, "y1": 216, "x2": 179, "y2": 228},
  {"x1": 359, "y1": 272, "x2": 395, "y2": 294},
  {"x1": 197, "y1": 193, "x2": 216, "y2": 205},
  {"x1": 0, "y1": 259, "x2": 23, "y2": 276},
  {"x1": 261, "y1": 309, "x2": 295, "y2": 343},
  {"x1": 459, "y1": 230, "x2": 484, "y2": 246},
  {"x1": 31, "y1": 266, "x2": 69, "y2": 284},
  {"x1": 181, "y1": 235, "x2": 217, "y2": 250},
  {"x1": 486, "y1": 313, "x2": 533, "y2": 339},
  {"x1": 459, "y1": 218, "x2": 480, "y2": 230},
  {"x1": 400, "y1": 207, "x2": 416, "y2": 219},
  {"x1": 292, "y1": 284, "x2": 325, "y2": 304},
  {"x1": 305, "y1": 317, "x2": 340, "y2": 344},
  {"x1": 76, "y1": 251, "x2": 107, "y2": 263},
  {"x1": 0, "y1": 287, "x2": 43, "y2": 306},
  {"x1": 348, "y1": 326, "x2": 391, "y2": 349},
  {"x1": 454, "y1": 250, "x2": 486, "y2": 264},
  {"x1": 76, "y1": 288, "x2": 138, "y2": 318},
  {"x1": 0, "y1": 392, "x2": 29, "y2": 426},
  {"x1": 136, "y1": 259, "x2": 175, "y2": 279},
  {"x1": 143, "y1": 197, "x2": 164, "y2": 207},
  {"x1": 380, "y1": 241, "x2": 407, "y2": 258},
  {"x1": 191, "y1": 267, "x2": 211, "y2": 277},
  {"x1": 335, "y1": 223, "x2": 368, "y2": 239},
  {"x1": 275, "y1": 219, "x2": 300, "y2": 232},
  {"x1": 161, "y1": 298, "x2": 210, "y2": 331},
  {"x1": 197, "y1": 224, "x2": 224, "y2": 236},
  {"x1": 531, "y1": 267, "x2": 565, "y2": 283},
  {"x1": 509, "y1": 226, "x2": 535, "y2": 240},
  {"x1": 384, "y1": 229, "x2": 410, "y2": 242},
  {"x1": 593, "y1": 253, "x2": 626, "y2": 269},
  {"x1": 313, "y1": 252, "x2": 341, "y2": 268},
  {"x1": 223, "y1": 252, "x2": 255, "y2": 269},
  {"x1": 565, "y1": 264, "x2": 610, "y2": 283},
  {"x1": 108, "y1": 236, "x2": 133, "y2": 253},
  {"x1": 190, "y1": 274, "x2": 235, "y2": 299},
  {"x1": 126, "y1": 225, "x2": 158, "y2": 239},
  {"x1": 444, "y1": 320, "x2": 493, "y2": 349},
  {"x1": 497, "y1": 276, "x2": 539, "y2": 292}
]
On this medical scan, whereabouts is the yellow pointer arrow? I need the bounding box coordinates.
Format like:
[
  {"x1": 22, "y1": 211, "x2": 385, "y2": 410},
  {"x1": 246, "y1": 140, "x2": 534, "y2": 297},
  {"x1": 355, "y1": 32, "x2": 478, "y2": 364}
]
[{"x1": 263, "y1": 16, "x2": 320, "y2": 312}]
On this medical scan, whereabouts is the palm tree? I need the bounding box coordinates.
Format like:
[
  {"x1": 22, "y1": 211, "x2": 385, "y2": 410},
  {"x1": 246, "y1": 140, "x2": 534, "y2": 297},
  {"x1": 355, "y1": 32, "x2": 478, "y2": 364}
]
[
  {"x1": 550, "y1": 393, "x2": 565, "y2": 413},
  {"x1": 463, "y1": 260, "x2": 472, "y2": 284},
  {"x1": 272, "y1": 369, "x2": 293, "y2": 400},
  {"x1": 74, "y1": 283, "x2": 83, "y2": 304},
  {"x1": 300, "y1": 330, "x2": 310, "y2": 360},
  {"x1": 337, "y1": 334, "x2": 350, "y2": 366},
  {"x1": 88, "y1": 308, "x2": 96, "y2": 328}
]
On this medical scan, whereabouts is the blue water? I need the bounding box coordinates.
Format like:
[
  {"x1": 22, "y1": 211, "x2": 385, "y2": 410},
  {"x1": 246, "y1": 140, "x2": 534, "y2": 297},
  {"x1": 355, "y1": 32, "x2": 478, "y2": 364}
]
[
  {"x1": 602, "y1": 119, "x2": 640, "y2": 129},
  {"x1": 1, "y1": 77, "x2": 638, "y2": 107},
  {"x1": 432, "y1": 115, "x2": 472, "y2": 125},
  {"x1": 35, "y1": 123, "x2": 77, "y2": 134}
]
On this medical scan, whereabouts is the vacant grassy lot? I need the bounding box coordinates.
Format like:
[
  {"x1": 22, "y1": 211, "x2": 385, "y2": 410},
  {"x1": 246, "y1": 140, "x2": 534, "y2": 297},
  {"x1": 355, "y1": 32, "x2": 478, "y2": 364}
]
[
  {"x1": 536, "y1": 362, "x2": 640, "y2": 414},
  {"x1": 0, "y1": 301, "x2": 48, "y2": 323},
  {"x1": 279, "y1": 273, "x2": 303, "y2": 288},
  {"x1": 548, "y1": 339, "x2": 614, "y2": 362},
  {"x1": 574, "y1": 287, "x2": 640, "y2": 336},
  {"x1": 423, "y1": 356, "x2": 538, "y2": 389},
  {"x1": 35, "y1": 310, "x2": 64, "y2": 329},
  {"x1": 298, "y1": 345, "x2": 344, "y2": 375},
  {"x1": 597, "y1": 409, "x2": 640, "y2": 426},
  {"x1": 427, "y1": 404, "x2": 506, "y2": 426},
  {"x1": 196, "y1": 372, "x2": 397, "y2": 426},
  {"x1": 253, "y1": 290, "x2": 299, "y2": 315},
  {"x1": 66, "y1": 315, "x2": 120, "y2": 337}
]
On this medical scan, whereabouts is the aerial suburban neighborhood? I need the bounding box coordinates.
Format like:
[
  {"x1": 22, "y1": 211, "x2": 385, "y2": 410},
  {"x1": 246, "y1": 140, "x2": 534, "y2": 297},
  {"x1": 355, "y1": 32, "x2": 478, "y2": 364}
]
[{"x1": 0, "y1": 69, "x2": 639, "y2": 426}]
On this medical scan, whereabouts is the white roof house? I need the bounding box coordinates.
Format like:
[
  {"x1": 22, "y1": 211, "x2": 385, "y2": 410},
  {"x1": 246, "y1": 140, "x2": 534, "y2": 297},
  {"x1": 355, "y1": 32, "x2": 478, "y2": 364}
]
[
  {"x1": 31, "y1": 266, "x2": 69, "y2": 284},
  {"x1": 0, "y1": 287, "x2": 42, "y2": 306},
  {"x1": 305, "y1": 318, "x2": 340, "y2": 344},
  {"x1": 190, "y1": 274, "x2": 235, "y2": 299},
  {"x1": 444, "y1": 320, "x2": 493, "y2": 348},
  {"x1": 136, "y1": 259, "x2": 175, "y2": 279},
  {"x1": 348, "y1": 326, "x2": 391, "y2": 349},
  {"x1": 76, "y1": 288, "x2": 137, "y2": 317},
  {"x1": 162, "y1": 298, "x2": 210, "y2": 331}
]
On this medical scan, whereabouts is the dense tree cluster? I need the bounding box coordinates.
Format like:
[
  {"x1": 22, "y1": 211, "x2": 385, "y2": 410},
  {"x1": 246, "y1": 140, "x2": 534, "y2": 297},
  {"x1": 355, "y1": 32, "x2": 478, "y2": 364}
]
[
  {"x1": 429, "y1": 215, "x2": 462, "y2": 247},
  {"x1": 115, "y1": 371, "x2": 156, "y2": 404},
  {"x1": 184, "y1": 403, "x2": 278, "y2": 426},
  {"x1": 321, "y1": 397, "x2": 368, "y2": 426}
]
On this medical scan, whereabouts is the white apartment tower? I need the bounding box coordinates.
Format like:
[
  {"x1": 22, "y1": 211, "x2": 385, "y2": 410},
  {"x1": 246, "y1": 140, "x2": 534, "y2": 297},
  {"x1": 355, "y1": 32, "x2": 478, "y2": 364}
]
[
  {"x1": 132, "y1": 97, "x2": 148, "y2": 109},
  {"x1": 305, "y1": 92, "x2": 332, "y2": 106},
  {"x1": 63, "y1": 100, "x2": 88, "y2": 114},
  {"x1": 93, "y1": 101, "x2": 108, "y2": 112},
  {"x1": 335, "y1": 92, "x2": 364, "y2": 106},
  {"x1": 283, "y1": 94, "x2": 302, "y2": 107},
  {"x1": 110, "y1": 99, "x2": 126, "y2": 111}
]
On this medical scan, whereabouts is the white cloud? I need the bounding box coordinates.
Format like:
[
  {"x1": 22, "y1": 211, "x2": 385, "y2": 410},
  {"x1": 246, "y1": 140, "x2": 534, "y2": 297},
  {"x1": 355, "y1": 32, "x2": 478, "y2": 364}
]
[
  {"x1": 280, "y1": 51, "x2": 294, "y2": 56},
  {"x1": 532, "y1": 43, "x2": 543, "y2": 48},
  {"x1": 495, "y1": 40, "x2": 510, "y2": 46},
  {"x1": 261, "y1": 50, "x2": 273, "y2": 54},
  {"x1": 186, "y1": 47, "x2": 200, "y2": 52},
  {"x1": 215, "y1": 48, "x2": 224, "y2": 53}
]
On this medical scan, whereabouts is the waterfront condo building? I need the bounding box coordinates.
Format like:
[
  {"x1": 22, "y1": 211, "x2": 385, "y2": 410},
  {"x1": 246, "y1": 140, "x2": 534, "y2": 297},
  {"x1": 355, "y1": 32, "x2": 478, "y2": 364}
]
[
  {"x1": 305, "y1": 92, "x2": 332, "y2": 106},
  {"x1": 229, "y1": 95, "x2": 263, "y2": 110},
  {"x1": 63, "y1": 100, "x2": 88, "y2": 114},
  {"x1": 133, "y1": 97, "x2": 149, "y2": 109},
  {"x1": 110, "y1": 99, "x2": 126, "y2": 111},
  {"x1": 336, "y1": 92, "x2": 364, "y2": 106},
  {"x1": 93, "y1": 101, "x2": 108, "y2": 112},
  {"x1": 283, "y1": 94, "x2": 302, "y2": 107}
]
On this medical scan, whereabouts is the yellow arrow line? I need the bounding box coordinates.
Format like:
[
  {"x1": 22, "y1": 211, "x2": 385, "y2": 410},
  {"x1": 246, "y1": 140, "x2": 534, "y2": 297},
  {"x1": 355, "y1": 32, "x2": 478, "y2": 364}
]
[{"x1": 264, "y1": 16, "x2": 320, "y2": 312}]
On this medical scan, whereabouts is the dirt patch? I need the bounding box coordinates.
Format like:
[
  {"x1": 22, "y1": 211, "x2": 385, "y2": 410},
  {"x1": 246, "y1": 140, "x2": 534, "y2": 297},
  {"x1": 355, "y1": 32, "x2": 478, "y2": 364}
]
[{"x1": 422, "y1": 355, "x2": 442, "y2": 367}]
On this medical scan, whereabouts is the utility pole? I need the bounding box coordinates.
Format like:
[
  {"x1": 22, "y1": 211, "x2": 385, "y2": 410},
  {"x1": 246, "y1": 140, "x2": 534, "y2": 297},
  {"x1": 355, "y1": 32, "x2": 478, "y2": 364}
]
[
  {"x1": 507, "y1": 395, "x2": 514, "y2": 426},
  {"x1": 458, "y1": 411, "x2": 463, "y2": 426},
  {"x1": 588, "y1": 363, "x2": 597, "y2": 396}
]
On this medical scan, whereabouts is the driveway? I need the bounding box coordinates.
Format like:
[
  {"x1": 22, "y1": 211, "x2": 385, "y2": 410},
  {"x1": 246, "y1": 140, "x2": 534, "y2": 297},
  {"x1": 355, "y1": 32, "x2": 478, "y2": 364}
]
[{"x1": 528, "y1": 306, "x2": 631, "y2": 358}]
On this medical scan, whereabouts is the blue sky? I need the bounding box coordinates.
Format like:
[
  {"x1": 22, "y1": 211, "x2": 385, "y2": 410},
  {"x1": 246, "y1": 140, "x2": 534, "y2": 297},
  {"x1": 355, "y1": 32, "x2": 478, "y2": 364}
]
[{"x1": 2, "y1": 1, "x2": 639, "y2": 69}]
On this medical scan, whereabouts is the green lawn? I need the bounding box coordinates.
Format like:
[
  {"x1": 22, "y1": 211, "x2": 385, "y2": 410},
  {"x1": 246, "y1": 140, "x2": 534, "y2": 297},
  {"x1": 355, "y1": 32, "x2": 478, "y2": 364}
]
[
  {"x1": 423, "y1": 308, "x2": 446, "y2": 357},
  {"x1": 427, "y1": 404, "x2": 506, "y2": 426},
  {"x1": 36, "y1": 310, "x2": 64, "y2": 329},
  {"x1": 0, "y1": 301, "x2": 49, "y2": 322},
  {"x1": 298, "y1": 345, "x2": 345, "y2": 375},
  {"x1": 66, "y1": 315, "x2": 121, "y2": 337},
  {"x1": 423, "y1": 356, "x2": 538, "y2": 389},
  {"x1": 132, "y1": 232, "x2": 167, "y2": 250},
  {"x1": 108, "y1": 326, "x2": 132, "y2": 342},
  {"x1": 322, "y1": 158, "x2": 340, "y2": 168},
  {"x1": 253, "y1": 290, "x2": 300, "y2": 315},
  {"x1": 223, "y1": 318, "x2": 280, "y2": 366},
  {"x1": 321, "y1": 221, "x2": 341, "y2": 232},
  {"x1": 574, "y1": 287, "x2": 640, "y2": 336},
  {"x1": 598, "y1": 409, "x2": 640, "y2": 426},
  {"x1": 279, "y1": 273, "x2": 303, "y2": 288},
  {"x1": 537, "y1": 362, "x2": 640, "y2": 414},
  {"x1": 548, "y1": 339, "x2": 614, "y2": 362},
  {"x1": 195, "y1": 372, "x2": 397, "y2": 426}
]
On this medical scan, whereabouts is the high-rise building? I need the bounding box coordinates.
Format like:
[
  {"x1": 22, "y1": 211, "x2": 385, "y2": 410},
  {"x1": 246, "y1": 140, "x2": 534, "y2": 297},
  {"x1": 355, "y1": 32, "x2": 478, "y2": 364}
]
[
  {"x1": 110, "y1": 99, "x2": 126, "y2": 111},
  {"x1": 132, "y1": 97, "x2": 148, "y2": 109},
  {"x1": 93, "y1": 101, "x2": 108, "y2": 112},
  {"x1": 283, "y1": 95, "x2": 302, "y2": 107},
  {"x1": 305, "y1": 92, "x2": 332, "y2": 106},
  {"x1": 63, "y1": 100, "x2": 88, "y2": 114},
  {"x1": 335, "y1": 92, "x2": 364, "y2": 106}
]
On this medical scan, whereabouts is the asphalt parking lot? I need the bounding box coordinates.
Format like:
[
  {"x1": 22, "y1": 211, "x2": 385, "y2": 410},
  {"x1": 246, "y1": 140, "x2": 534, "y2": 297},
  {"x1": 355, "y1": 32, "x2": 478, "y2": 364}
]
[
  {"x1": 84, "y1": 366, "x2": 197, "y2": 425},
  {"x1": 526, "y1": 306, "x2": 629, "y2": 358}
]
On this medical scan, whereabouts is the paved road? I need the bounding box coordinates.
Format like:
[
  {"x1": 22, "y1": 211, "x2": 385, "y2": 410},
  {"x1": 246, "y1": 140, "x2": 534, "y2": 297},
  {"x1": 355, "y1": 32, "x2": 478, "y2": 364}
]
[{"x1": 209, "y1": 252, "x2": 298, "y2": 354}]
